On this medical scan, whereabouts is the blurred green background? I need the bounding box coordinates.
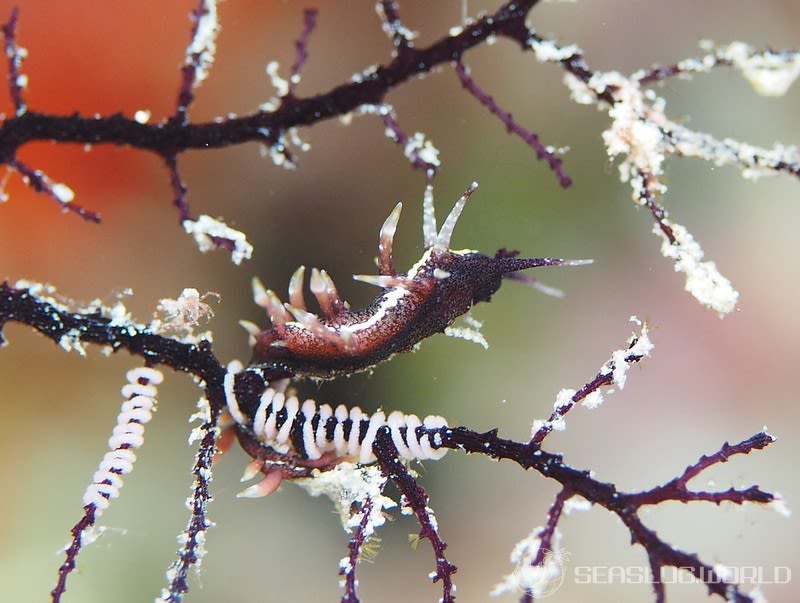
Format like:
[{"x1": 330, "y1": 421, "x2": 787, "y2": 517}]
[{"x1": 0, "y1": 1, "x2": 798, "y2": 602}]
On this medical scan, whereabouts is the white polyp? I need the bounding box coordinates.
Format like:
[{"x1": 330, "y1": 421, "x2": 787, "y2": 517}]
[
  {"x1": 249, "y1": 385, "x2": 452, "y2": 463},
  {"x1": 388, "y1": 410, "x2": 413, "y2": 460},
  {"x1": 81, "y1": 368, "x2": 163, "y2": 516},
  {"x1": 262, "y1": 393, "x2": 282, "y2": 441},
  {"x1": 223, "y1": 362, "x2": 247, "y2": 426},
  {"x1": 302, "y1": 400, "x2": 322, "y2": 460},
  {"x1": 403, "y1": 414, "x2": 425, "y2": 460},
  {"x1": 253, "y1": 389, "x2": 274, "y2": 437},
  {"x1": 121, "y1": 383, "x2": 158, "y2": 399},
  {"x1": 333, "y1": 404, "x2": 349, "y2": 456},
  {"x1": 316, "y1": 404, "x2": 334, "y2": 452},
  {"x1": 358, "y1": 411, "x2": 385, "y2": 464},
  {"x1": 93, "y1": 471, "x2": 123, "y2": 489},
  {"x1": 276, "y1": 396, "x2": 300, "y2": 445},
  {"x1": 347, "y1": 407, "x2": 364, "y2": 457},
  {"x1": 420, "y1": 415, "x2": 448, "y2": 460}
]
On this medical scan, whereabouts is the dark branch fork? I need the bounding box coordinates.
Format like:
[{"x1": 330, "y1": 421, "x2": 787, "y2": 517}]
[
  {"x1": 0, "y1": 282, "x2": 780, "y2": 603},
  {"x1": 0, "y1": 0, "x2": 577, "y2": 232}
]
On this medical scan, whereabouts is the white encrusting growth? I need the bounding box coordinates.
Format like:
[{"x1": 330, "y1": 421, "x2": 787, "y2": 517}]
[
  {"x1": 602, "y1": 316, "x2": 653, "y2": 390},
  {"x1": 528, "y1": 36, "x2": 580, "y2": 63},
  {"x1": 82, "y1": 368, "x2": 164, "y2": 516},
  {"x1": 531, "y1": 318, "x2": 652, "y2": 439},
  {"x1": 558, "y1": 36, "x2": 800, "y2": 314},
  {"x1": 297, "y1": 463, "x2": 398, "y2": 535},
  {"x1": 491, "y1": 527, "x2": 565, "y2": 598},
  {"x1": 706, "y1": 41, "x2": 800, "y2": 97},
  {"x1": 184, "y1": 0, "x2": 220, "y2": 87},
  {"x1": 654, "y1": 222, "x2": 739, "y2": 316},
  {"x1": 530, "y1": 388, "x2": 572, "y2": 437},
  {"x1": 182, "y1": 214, "x2": 253, "y2": 265},
  {"x1": 403, "y1": 132, "x2": 441, "y2": 167},
  {"x1": 150, "y1": 287, "x2": 216, "y2": 344}
]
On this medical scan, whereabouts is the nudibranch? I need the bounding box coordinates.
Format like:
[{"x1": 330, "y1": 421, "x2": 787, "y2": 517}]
[
  {"x1": 224, "y1": 182, "x2": 589, "y2": 496},
  {"x1": 243, "y1": 182, "x2": 588, "y2": 383}
]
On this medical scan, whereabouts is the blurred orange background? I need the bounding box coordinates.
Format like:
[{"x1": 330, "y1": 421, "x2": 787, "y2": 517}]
[{"x1": 0, "y1": 1, "x2": 798, "y2": 602}]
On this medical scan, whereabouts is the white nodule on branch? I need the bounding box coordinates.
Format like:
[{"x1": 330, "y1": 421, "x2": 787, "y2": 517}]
[
  {"x1": 600, "y1": 316, "x2": 654, "y2": 390},
  {"x1": 183, "y1": 215, "x2": 253, "y2": 265},
  {"x1": 654, "y1": 222, "x2": 739, "y2": 316},
  {"x1": 528, "y1": 37, "x2": 580, "y2": 63},
  {"x1": 133, "y1": 109, "x2": 151, "y2": 124},
  {"x1": 51, "y1": 182, "x2": 75, "y2": 204},
  {"x1": 265, "y1": 61, "x2": 290, "y2": 98},
  {"x1": 296, "y1": 463, "x2": 397, "y2": 535},
  {"x1": 563, "y1": 495, "x2": 592, "y2": 515},
  {"x1": 491, "y1": 528, "x2": 565, "y2": 598},
  {"x1": 185, "y1": 0, "x2": 220, "y2": 87}
]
